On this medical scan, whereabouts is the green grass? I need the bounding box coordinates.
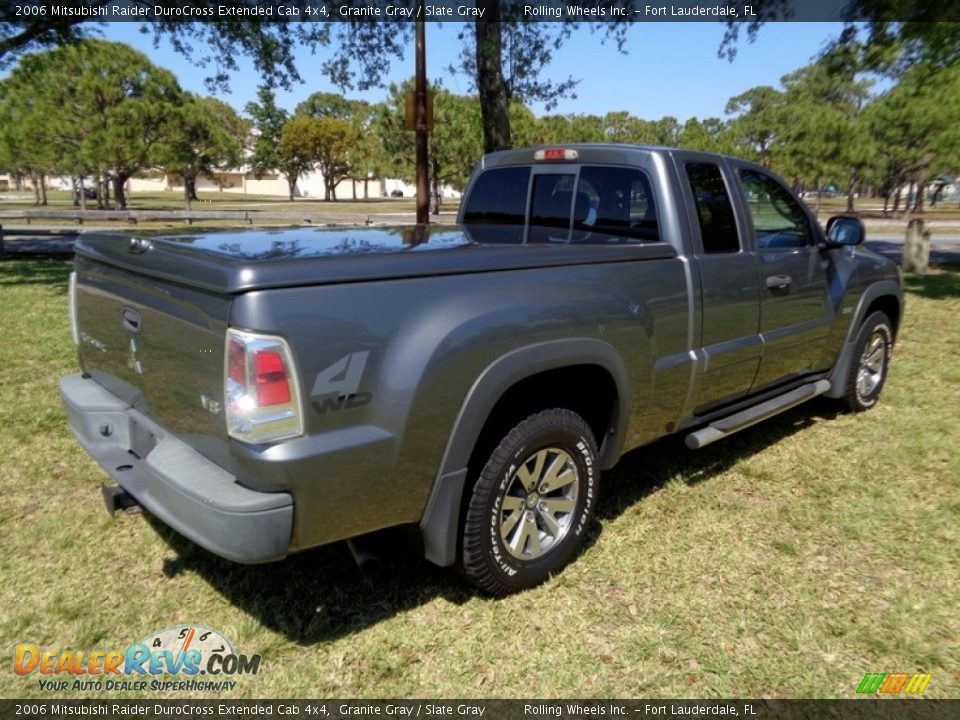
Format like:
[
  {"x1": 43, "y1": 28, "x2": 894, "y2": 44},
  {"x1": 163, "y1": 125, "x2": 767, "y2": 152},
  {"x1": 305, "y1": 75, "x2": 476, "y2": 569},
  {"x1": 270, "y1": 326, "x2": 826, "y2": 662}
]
[{"x1": 0, "y1": 259, "x2": 957, "y2": 700}]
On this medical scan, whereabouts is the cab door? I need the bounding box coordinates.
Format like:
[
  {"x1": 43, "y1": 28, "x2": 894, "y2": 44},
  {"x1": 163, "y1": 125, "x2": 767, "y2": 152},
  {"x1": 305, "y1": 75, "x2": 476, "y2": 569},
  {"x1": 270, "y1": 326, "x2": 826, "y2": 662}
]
[
  {"x1": 732, "y1": 166, "x2": 831, "y2": 392},
  {"x1": 679, "y1": 158, "x2": 762, "y2": 414}
]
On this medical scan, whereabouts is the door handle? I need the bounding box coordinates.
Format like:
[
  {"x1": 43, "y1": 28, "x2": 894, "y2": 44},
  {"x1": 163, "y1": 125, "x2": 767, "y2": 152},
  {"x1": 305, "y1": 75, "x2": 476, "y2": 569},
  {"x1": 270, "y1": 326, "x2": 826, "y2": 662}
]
[{"x1": 766, "y1": 274, "x2": 792, "y2": 290}]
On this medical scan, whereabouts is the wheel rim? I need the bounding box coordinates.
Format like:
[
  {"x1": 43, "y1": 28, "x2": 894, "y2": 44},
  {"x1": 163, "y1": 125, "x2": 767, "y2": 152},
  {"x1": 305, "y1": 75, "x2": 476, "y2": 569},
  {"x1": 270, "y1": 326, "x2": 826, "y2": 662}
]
[
  {"x1": 499, "y1": 447, "x2": 579, "y2": 561},
  {"x1": 856, "y1": 329, "x2": 888, "y2": 399}
]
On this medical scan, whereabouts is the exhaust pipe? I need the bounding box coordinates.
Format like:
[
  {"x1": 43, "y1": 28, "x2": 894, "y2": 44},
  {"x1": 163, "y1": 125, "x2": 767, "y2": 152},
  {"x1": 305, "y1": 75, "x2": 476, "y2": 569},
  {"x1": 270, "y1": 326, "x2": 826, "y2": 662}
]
[{"x1": 346, "y1": 537, "x2": 382, "y2": 571}]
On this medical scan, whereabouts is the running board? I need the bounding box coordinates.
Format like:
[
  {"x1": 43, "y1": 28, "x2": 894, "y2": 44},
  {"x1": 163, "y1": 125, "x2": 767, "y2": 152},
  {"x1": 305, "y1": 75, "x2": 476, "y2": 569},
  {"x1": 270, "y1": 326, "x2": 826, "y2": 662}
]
[{"x1": 685, "y1": 379, "x2": 831, "y2": 450}]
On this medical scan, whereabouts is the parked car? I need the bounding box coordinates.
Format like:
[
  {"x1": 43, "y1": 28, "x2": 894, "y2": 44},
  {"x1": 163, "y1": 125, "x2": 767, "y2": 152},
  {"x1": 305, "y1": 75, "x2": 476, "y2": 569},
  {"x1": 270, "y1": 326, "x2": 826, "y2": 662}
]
[{"x1": 390, "y1": 189, "x2": 404, "y2": 198}]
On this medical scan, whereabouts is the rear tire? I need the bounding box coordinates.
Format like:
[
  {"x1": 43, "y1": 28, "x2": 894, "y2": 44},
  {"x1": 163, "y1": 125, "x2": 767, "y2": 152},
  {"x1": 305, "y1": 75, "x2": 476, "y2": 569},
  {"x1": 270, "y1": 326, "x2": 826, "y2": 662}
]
[
  {"x1": 840, "y1": 311, "x2": 893, "y2": 412},
  {"x1": 462, "y1": 409, "x2": 599, "y2": 596}
]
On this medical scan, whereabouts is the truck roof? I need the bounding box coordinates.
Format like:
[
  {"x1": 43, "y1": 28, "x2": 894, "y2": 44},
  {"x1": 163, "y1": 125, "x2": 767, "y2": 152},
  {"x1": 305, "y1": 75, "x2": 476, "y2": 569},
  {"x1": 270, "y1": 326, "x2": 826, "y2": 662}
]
[{"x1": 477, "y1": 143, "x2": 722, "y2": 169}]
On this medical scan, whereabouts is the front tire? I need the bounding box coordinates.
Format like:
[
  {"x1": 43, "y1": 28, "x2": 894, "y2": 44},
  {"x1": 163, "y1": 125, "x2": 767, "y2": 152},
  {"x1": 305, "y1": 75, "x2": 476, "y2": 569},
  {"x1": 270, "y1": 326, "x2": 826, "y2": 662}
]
[
  {"x1": 462, "y1": 409, "x2": 599, "y2": 596},
  {"x1": 841, "y1": 311, "x2": 894, "y2": 412}
]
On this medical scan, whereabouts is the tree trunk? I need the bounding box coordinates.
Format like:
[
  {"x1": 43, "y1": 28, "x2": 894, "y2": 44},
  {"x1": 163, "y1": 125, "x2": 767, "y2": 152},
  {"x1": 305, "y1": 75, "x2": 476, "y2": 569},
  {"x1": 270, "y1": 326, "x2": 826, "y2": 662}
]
[
  {"x1": 72, "y1": 177, "x2": 80, "y2": 207},
  {"x1": 902, "y1": 218, "x2": 930, "y2": 274},
  {"x1": 184, "y1": 176, "x2": 198, "y2": 205},
  {"x1": 846, "y1": 171, "x2": 856, "y2": 213},
  {"x1": 893, "y1": 183, "x2": 902, "y2": 214},
  {"x1": 287, "y1": 177, "x2": 296, "y2": 201},
  {"x1": 78, "y1": 178, "x2": 87, "y2": 211},
  {"x1": 815, "y1": 177, "x2": 823, "y2": 215},
  {"x1": 113, "y1": 174, "x2": 128, "y2": 210},
  {"x1": 39, "y1": 175, "x2": 48, "y2": 206},
  {"x1": 352, "y1": 180, "x2": 357, "y2": 201},
  {"x1": 31, "y1": 174, "x2": 40, "y2": 206},
  {"x1": 475, "y1": 12, "x2": 511, "y2": 152},
  {"x1": 912, "y1": 172, "x2": 926, "y2": 213}
]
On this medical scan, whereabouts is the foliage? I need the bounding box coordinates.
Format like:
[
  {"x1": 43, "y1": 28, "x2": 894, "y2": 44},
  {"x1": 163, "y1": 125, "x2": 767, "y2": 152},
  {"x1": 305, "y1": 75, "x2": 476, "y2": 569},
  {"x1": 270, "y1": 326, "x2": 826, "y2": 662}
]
[
  {"x1": 0, "y1": 39, "x2": 182, "y2": 209},
  {"x1": 725, "y1": 86, "x2": 785, "y2": 167},
  {"x1": 244, "y1": 87, "x2": 290, "y2": 182},
  {"x1": 155, "y1": 94, "x2": 248, "y2": 209},
  {"x1": 275, "y1": 116, "x2": 322, "y2": 202},
  {"x1": 720, "y1": 1, "x2": 960, "y2": 72},
  {"x1": 866, "y1": 63, "x2": 960, "y2": 211},
  {"x1": 375, "y1": 82, "x2": 483, "y2": 209}
]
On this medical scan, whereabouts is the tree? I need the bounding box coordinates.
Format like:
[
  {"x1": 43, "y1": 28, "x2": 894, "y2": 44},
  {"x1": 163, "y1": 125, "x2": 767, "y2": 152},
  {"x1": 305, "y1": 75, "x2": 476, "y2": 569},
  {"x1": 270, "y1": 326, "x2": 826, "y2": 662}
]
[
  {"x1": 296, "y1": 92, "x2": 380, "y2": 200},
  {"x1": 157, "y1": 94, "x2": 247, "y2": 209},
  {"x1": 312, "y1": 117, "x2": 356, "y2": 202},
  {"x1": 867, "y1": 63, "x2": 960, "y2": 214},
  {"x1": 725, "y1": 86, "x2": 785, "y2": 167},
  {"x1": 0, "y1": 69, "x2": 57, "y2": 205},
  {"x1": 0, "y1": 2, "x2": 633, "y2": 155},
  {"x1": 0, "y1": 39, "x2": 182, "y2": 209},
  {"x1": 245, "y1": 86, "x2": 290, "y2": 189},
  {"x1": 276, "y1": 115, "x2": 321, "y2": 202},
  {"x1": 677, "y1": 117, "x2": 739, "y2": 155},
  {"x1": 775, "y1": 51, "x2": 874, "y2": 212},
  {"x1": 720, "y1": 2, "x2": 960, "y2": 73},
  {"x1": 375, "y1": 82, "x2": 484, "y2": 210}
]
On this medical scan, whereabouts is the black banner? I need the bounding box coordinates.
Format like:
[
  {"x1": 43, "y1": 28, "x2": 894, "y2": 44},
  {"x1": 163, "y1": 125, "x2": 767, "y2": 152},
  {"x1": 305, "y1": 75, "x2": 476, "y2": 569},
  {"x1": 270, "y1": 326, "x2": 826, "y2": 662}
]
[
  {"x1": 6, "y1": 1, "x2": 960, "y2": 24},
  {"x1": 1, "y1": 700, "x2": 958, "y2": 720}
]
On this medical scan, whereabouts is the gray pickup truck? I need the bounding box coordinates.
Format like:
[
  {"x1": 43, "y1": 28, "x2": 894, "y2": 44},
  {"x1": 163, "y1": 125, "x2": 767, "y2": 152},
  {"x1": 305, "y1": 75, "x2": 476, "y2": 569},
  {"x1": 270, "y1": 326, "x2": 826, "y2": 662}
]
[{"x1": 61, "y1": 145, "x2": 902, "y2": 595}]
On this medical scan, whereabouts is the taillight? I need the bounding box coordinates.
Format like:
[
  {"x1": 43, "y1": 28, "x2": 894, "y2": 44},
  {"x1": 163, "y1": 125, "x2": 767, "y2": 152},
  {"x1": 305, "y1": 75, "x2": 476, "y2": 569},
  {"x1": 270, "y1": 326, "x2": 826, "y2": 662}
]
[
  {"x1": 224, "y1": 329, "x2": 303, "y2": 443},
  {"x1": 254, "y1": 350, "x2": 291, "y2": 406}
]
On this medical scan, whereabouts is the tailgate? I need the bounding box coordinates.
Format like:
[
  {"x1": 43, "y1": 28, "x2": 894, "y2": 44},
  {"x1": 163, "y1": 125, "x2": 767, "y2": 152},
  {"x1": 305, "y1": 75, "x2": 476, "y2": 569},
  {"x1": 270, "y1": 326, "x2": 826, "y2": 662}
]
[{"x1": 72, "y1": 251, "x2": 231, "y2": 445}]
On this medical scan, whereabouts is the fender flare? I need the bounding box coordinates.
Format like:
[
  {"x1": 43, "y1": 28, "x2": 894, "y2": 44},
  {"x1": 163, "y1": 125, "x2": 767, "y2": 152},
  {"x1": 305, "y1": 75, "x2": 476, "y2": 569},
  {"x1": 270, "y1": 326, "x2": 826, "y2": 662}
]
[
  {"x1": 418, "y1": 338, "x2": 631, "y2": 567},
  {"x1": 825, "y1": 280, "x2": 903, "y2": 399}
]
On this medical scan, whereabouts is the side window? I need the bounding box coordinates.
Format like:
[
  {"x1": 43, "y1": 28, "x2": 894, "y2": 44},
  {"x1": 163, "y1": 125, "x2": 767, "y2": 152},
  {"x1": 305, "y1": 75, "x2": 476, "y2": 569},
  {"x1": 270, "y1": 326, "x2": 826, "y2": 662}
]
[
  {"x1": 571, "y1": 166, "x2": 660, "y2": 244},
  {"x1": 461, "y1": 166, "x2": 530, "y2": 244},
  {"x1": 685, "y1": 163, "x2": 739, "y2": 253},
  {"x1": 737, "y1": 169, "x2": 813, "y2": 250}
]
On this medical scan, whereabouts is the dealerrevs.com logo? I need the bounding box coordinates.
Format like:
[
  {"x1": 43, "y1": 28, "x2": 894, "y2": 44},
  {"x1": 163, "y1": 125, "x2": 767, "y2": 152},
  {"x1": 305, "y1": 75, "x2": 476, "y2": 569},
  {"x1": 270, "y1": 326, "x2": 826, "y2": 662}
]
[
  {"x1": 13, "y1": 626, "x2": 262, "y2": 693},
  {"x1": 856, "y1": 672, "x2": 933, "y2": 694}
]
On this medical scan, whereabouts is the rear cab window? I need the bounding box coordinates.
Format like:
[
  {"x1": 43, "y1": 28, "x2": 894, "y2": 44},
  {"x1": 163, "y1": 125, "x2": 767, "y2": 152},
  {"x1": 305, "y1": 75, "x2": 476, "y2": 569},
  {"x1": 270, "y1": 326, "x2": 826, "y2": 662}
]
[{"x1": 462, "y1": 164, "x2": 661, "y2": 245}]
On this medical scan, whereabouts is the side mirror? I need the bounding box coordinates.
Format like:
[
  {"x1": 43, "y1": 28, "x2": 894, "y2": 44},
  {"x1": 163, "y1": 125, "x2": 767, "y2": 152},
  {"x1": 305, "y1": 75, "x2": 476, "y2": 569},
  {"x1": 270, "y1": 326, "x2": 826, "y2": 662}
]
[{"x1": 824, "y1": 216, "x2": 865, "y2": 248}]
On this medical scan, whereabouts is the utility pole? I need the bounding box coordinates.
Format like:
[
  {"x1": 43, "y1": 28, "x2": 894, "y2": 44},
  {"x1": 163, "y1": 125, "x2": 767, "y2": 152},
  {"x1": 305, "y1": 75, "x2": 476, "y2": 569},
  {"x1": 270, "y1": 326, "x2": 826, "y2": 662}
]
[{"x1": 415, "y1": 4, "x2": 429, "y2": 226}]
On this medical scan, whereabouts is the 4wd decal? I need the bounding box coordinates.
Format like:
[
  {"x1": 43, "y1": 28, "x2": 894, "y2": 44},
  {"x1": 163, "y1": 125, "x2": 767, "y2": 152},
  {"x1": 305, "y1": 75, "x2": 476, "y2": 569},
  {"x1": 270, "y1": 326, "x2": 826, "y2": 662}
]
[{"x1": 311, "y1": 351, "x2": 372, "y2": 414}]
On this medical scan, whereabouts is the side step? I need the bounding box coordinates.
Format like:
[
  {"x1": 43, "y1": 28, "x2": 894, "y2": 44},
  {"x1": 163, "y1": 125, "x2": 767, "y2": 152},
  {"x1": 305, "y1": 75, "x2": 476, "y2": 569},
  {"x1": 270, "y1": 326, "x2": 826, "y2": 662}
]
[{"x1": 685, "y1": 379, "x2": 831, "y2": 450}]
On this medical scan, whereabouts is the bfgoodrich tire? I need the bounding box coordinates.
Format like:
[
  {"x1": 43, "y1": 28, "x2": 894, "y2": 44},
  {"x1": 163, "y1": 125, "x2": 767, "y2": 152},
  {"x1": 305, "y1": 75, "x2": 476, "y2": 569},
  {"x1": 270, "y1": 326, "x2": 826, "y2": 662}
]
[
  {"x1": 841, "y1": 311, "x2": 894, "y2": 412},
  {"x1": 462, "y1": 409, "x2": 599, "y2": 596}
]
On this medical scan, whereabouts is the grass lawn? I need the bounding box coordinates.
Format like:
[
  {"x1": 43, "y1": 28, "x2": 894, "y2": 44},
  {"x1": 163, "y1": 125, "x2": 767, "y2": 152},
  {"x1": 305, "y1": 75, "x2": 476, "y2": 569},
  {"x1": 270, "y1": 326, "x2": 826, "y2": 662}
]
[{"x1": 0, "y1": 259, "x2": 957, "y2": 700}]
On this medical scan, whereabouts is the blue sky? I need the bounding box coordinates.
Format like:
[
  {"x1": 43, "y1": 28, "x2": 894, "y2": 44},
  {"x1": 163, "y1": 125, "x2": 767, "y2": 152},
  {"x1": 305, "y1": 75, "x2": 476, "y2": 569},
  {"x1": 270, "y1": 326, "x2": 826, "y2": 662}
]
[{"x1": 92, "y1": 22, "x2": 844, "y2": 121}]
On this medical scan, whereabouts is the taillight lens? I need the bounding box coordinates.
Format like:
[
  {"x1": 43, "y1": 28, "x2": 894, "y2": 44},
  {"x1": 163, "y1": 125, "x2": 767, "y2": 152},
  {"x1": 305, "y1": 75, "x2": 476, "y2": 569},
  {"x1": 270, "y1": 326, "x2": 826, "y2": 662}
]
[
  {"x1": 224, "y1": 329, "x2": 303, "y2": 443},
  {"x1": 254, "y1": 350, "x2": 291, "y2": 406}
]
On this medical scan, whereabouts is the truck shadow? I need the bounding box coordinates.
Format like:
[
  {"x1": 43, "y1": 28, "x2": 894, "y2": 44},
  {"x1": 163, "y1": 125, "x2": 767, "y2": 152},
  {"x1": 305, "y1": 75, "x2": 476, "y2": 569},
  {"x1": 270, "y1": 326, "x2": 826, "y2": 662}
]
[{"x1": 149, "y1": 398, "x2": 839, "y2": 644}]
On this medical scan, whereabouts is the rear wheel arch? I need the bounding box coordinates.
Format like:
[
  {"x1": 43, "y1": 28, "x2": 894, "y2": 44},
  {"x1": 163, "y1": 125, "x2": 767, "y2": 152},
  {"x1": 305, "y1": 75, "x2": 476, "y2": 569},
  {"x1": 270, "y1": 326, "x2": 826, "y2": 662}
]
[{"x1": 418, "y1": 340, "x2": 629, "y2": 568}]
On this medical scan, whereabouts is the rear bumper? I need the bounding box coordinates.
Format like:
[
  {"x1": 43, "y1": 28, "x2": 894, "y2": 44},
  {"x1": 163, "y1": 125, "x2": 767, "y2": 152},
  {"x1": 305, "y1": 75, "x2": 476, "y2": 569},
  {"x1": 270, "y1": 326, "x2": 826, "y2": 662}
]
[{"x1": 59, "y1": 373, "x2": 293, "y2": 563}]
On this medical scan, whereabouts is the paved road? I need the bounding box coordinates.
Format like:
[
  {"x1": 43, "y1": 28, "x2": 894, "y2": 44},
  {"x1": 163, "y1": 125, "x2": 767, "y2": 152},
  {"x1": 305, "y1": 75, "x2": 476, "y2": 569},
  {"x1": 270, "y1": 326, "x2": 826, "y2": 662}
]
[{"x1": 865, "y1": 233, "x2": 960, "y2": 265}]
